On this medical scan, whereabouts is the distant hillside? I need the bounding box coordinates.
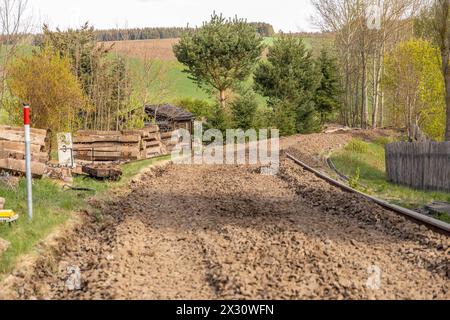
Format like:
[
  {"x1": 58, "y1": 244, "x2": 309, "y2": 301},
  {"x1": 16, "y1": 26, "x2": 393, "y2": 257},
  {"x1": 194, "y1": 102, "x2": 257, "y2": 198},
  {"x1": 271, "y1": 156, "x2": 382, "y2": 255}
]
[{"x1": 95, "y1": 22, "x2": 275, "y2": 42}]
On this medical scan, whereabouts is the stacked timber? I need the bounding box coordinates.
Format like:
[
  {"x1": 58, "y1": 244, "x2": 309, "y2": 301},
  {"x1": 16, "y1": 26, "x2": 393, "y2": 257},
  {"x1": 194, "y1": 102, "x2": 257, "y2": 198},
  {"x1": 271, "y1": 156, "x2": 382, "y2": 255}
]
[
  {"x1": 74, "y1": 131, "x2": 142, "y2": 162},
  {"x1": 0, "y1": 126, "x2": 50, "y2": 177},
  {"x1": 137, "y1": 124, "x2": 167, "y2": 158},
  {"x1": 160, "y1": 130, "x2": 192, "y2": 153},
  {"x1": 160, "y1": 131, "x2": 181, "y2": 153},
  {"x1": 73, "y1": 125, "x2": 167, "y2": 163}
]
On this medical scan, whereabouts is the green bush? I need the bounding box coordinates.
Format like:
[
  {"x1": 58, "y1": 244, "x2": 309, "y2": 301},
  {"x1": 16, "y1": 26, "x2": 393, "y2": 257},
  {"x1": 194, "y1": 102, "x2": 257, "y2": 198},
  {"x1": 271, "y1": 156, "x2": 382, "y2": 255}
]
[
  {"x1": 253, "y1": 107, "x2": 274, "y2": 130},
  {"x1": 373, "y1": 136, "x2": 394, "y2": 146},
  {"x1": 272, "y1": 101, "x2": 297, "y2": 136},
  {"x1": 230, "y1": 89, "x2": 258, "y2": 130},
  {"x1": 175, "y1": 98, "x2": 214, "y2": 120},
  {"x1": 349, "y1": 167, "x2": 361, "y2": 189},
  {"x1": 345, "y1": 139, "x2": 369, "y2": 153},
  {"x1": 205, "y1": 103, "x2": 232, "y2": 133}
]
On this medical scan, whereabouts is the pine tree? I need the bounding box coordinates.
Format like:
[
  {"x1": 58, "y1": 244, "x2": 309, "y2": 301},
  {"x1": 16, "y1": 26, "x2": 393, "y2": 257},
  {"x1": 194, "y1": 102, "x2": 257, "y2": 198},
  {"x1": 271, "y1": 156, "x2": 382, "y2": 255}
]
[{"x1": 173, "y1": 13, "x2": 264, "y2": 109}]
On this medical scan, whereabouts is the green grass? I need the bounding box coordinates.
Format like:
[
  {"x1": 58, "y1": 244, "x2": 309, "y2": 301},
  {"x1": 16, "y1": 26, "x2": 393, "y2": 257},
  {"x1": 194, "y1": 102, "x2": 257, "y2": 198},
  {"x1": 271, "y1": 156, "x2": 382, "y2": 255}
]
[
  {"x1": 331, "y1": 139, "x2": 450, "y2": 222},
  {"x1": 0, "y1": 109, "x2": 8, "y2": 125},
  {"x1": 0, "y1": 156, "x2": 169, "y2": 277},
  {"x1": 126, "y1": 57, "x2": 211, "y2": 103}
]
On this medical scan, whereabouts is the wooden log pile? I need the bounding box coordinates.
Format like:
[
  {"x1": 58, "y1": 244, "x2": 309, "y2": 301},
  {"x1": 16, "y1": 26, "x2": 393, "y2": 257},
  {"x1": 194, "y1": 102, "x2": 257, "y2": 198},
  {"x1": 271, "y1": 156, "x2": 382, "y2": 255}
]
[
  {"x1": 137, "y1": 125, "x2": 168, "y2": 159},
  {"x1": 73, "y1": 125, "x2": 167, "y2": 163},
  {"x1": 160, "y1": 131, "x2": 186, "y2": 153},
  {"x1": 0, "y1": 126, "x2": 50, "y2": 177}
]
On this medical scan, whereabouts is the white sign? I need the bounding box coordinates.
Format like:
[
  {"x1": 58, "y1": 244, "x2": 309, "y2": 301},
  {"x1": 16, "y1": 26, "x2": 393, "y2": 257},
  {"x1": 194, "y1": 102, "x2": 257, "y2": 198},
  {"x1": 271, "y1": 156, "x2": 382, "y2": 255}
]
[{"x1": 57, "y1": 133, "x2": 75, "y2": 168}]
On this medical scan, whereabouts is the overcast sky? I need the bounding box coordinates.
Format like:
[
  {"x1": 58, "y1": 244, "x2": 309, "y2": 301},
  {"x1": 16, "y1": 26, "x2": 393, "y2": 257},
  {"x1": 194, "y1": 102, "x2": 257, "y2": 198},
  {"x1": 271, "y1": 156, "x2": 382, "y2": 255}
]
[{"x1": 30, "y1": 0, "x2": 317, "y2": 32}]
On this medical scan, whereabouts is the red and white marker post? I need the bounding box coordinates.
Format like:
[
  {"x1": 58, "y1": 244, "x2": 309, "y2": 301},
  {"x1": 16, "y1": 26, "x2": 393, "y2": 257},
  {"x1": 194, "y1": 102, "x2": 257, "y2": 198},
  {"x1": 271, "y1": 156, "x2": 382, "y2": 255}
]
[{"x1": 23, "y1": 104, "x2": 33, "y2": 220}]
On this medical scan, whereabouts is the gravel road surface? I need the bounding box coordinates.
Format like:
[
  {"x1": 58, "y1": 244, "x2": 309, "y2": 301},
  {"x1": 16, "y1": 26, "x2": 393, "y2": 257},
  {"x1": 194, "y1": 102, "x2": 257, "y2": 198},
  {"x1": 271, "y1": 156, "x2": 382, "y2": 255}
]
[{"x1": 1, "y1": 131, "x2": 448, "y2": 300}]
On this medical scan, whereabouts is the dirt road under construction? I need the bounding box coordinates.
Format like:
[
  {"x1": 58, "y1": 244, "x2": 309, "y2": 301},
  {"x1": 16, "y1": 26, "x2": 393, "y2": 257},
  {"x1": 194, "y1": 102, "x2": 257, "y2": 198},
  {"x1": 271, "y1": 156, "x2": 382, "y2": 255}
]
[{"x1": 1, "y1": 131, "x2": 449, "y2": 300}]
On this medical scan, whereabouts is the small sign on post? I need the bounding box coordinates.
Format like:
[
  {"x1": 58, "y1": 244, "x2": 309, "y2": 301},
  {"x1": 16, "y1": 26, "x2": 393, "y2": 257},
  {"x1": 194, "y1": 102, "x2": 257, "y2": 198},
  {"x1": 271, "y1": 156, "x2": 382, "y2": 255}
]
[
  {"x1": 57, "y1": 133, "x2": 75, "y2": 168},
  {"x1": 23, "y1": 103, "x2": 33, "y2": 220}
]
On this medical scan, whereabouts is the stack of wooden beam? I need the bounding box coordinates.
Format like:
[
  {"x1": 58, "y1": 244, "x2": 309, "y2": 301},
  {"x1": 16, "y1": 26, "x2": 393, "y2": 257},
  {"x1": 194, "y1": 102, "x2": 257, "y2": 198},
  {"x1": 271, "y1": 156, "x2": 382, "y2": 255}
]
[
  {"x1": 0, "y1": 126, "x2": 50, "y2": 177},
  {"x1": 74, "y1": 131, "x2": 142, "y2": 162},
  {"x1": 160, "y1": 130, "x2": 190, "y2": 153},
  {"x1": 137, "y1": 125, "x2": 167, "y2": 159},
  {"x1": 160, "y1": 131, "x2": 179, "y2": 153},
  {"x1": 73, "y1": 125, "x2": 167, "y2": 163}
]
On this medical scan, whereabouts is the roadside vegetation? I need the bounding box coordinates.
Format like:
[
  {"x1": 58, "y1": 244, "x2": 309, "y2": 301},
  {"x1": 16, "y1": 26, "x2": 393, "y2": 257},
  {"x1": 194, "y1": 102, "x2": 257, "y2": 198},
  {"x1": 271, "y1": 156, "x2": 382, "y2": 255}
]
[
  {"x1": 331, "y1": 138, "x2": 450, "y2": 222},
  {"x1": 0, "y1": 156, "x2": 168, "y2": 278}
]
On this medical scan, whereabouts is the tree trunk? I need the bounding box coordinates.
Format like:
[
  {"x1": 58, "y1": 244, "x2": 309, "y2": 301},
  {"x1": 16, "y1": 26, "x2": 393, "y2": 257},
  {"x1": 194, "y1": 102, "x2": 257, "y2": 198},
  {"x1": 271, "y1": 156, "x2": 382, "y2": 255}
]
[
  {"x1": 437, "y1": 0, "x2": 450, "y2": 141},
  {"x1": 379, "y1": 90, "x2": 385, "y2": 128},
  {"x1": 361, "y1": 52, "x2": 368, "y2": 129},
  {"x1": 372, "y1": 54, "x2": 379, "y2": 129},
  {"x1": 353, "y1": 67, "x2": 360, "y2": 127},
  {"x1": 219, "y1": 90, "x2": 226, "y2": 109},
  {"x1": 444, "y1": 52, "x2": 450, "y2": 141}
]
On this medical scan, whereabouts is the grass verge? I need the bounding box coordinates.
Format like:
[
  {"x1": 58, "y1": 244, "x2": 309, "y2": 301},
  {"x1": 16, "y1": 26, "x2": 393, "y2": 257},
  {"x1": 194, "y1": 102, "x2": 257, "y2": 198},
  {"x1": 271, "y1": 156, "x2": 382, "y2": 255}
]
[
  {"x1": 0, "y1": 156, "x2": 169, "y2": 277},
  {"x1": 331, "y1": 138, "x2": 450, "y2": 223}
]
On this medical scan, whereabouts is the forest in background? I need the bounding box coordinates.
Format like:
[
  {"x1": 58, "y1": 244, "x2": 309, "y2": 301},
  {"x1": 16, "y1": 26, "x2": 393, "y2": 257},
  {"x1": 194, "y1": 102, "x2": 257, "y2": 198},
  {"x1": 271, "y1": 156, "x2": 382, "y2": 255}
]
[
  {"x1": 312, "y1": 0, "x2": 450, "y2": 141},
  {"x1": 0, "y1": 1, "x2": 449, "y2": 142},
  {"x1": 80, "y1": 22, "x2": 275, "y2": 42}
]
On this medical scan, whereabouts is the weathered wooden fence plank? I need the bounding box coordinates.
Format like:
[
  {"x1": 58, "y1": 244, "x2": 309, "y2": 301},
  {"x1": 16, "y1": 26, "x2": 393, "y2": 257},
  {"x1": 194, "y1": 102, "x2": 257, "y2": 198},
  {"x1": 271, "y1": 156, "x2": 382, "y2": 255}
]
[{"x1": 385, "y1": 142, "x2": 450, "y2": 192}]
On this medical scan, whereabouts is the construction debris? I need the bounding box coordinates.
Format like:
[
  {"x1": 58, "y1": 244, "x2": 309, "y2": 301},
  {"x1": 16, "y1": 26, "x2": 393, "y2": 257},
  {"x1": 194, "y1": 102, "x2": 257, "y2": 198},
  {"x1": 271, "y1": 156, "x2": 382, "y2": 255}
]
[
  {"x1": 0, "y1": 210, "x2": 15, "y2": 219},
  {"x1": 82, "y1": 163, "x2": 123, "y2": 181},
  {"x1": 73, "y1": 125, "x2": 167, "y2": 163},
  {"x1": 0, "y1": 210, "x2": 18, "y2": 224},
  {"x1": 45, "y1": 163, "x2": 73, "y2": 183},
  {"x1": 0, "y1": 126, "x2": 50, "y2": 177},
  {"x1": 425, "y1": 201, "x2": 450, "y2": 215}
]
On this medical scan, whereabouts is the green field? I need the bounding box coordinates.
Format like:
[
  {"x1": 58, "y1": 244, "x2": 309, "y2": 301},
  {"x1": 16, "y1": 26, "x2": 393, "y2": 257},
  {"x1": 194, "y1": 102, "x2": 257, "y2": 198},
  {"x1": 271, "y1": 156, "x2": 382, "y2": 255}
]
[
  {"x1": 124, "y1": 35, "x2": 333, "y2": 105},
  {"x1": 331, "y1": 139, "x2": 450, "y2": 222},
  {"x1": 126, "y1": 57, "x2": 212, "y2": 103}
]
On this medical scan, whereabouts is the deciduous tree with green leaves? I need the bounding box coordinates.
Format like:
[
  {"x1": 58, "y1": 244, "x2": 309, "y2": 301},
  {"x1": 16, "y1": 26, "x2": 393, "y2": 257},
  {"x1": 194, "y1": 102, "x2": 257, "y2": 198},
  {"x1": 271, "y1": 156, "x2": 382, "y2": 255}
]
[
  {"x1": 383, "y1": 39, "x2": 446, "y2": 141},
  {"x1": 7, "y1": 48, "x2": 87, "y2": 132},
  {"x1": 173, "y1": 13, "x2": 264, "y2": 109}
]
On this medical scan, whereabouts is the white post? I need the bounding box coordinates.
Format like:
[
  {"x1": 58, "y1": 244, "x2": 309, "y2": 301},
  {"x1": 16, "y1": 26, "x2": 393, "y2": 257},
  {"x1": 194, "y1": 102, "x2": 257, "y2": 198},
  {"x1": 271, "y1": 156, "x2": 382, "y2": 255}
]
[{"x1": 23, "y1": 104, "x2": 33, "y2": 220}]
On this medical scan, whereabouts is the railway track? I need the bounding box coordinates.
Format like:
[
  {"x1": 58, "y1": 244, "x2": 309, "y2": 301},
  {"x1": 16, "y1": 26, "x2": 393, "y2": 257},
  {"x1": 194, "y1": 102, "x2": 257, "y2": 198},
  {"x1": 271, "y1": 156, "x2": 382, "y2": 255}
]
[{"x1": 285, "y1": 152, "x2": 450, "y2": 235}]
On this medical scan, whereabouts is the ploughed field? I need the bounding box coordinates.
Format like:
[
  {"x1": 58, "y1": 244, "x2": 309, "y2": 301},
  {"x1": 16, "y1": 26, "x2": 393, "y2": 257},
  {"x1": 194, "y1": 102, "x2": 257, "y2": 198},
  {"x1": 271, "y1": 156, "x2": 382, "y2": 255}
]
[{"x1": 1, "y1": 132, "x2": 448, "y2": 299}]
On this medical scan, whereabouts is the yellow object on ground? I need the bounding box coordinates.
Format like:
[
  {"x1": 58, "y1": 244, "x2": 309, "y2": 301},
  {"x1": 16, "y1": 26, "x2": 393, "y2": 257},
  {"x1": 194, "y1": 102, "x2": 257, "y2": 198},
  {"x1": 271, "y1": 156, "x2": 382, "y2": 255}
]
[{"x1": 0, "y1": 210, "x2": 15, "y2": 219}]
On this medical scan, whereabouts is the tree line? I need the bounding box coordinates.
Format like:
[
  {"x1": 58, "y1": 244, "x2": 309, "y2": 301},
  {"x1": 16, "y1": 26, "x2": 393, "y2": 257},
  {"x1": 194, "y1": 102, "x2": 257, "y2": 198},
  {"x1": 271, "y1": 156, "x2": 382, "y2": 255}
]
[
  {"x1": 173, "y1": 13, "x2": 341, "y2": 135},
  {"x1": 312, "y1": 0, "x2": 450, "y2": 141},
  {"x1": 92, "y1": 22, "x2": 275, "y2": 42}
]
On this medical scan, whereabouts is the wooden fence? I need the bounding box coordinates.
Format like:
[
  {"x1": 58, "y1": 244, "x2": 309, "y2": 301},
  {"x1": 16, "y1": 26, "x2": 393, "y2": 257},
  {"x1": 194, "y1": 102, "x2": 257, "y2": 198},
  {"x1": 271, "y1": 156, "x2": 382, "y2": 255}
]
[{"x1": 385, "y1": 142, "x2": 450, "y2": 192}]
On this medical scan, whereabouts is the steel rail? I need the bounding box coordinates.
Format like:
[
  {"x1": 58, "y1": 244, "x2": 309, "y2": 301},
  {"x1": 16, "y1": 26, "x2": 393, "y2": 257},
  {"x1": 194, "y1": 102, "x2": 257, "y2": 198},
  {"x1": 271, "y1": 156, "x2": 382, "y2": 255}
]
[{"x1": 285, "y1": 153, "x2": 450, "y2": 234}]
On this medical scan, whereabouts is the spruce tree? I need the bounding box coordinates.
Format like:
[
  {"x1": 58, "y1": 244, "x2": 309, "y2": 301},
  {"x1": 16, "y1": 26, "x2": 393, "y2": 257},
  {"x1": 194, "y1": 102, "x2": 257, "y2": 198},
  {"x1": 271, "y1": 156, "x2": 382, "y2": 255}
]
[
  {"x1": 254, "y1": 35, "x2": 321, "y2": 133},
  {"x1": 315, "y1": 49, "x2": 342, "y2": 124}
]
